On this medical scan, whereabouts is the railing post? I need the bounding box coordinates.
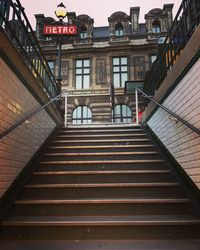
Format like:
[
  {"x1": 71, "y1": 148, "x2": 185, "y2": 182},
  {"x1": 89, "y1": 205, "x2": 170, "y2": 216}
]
[
  {"x1": 135, "y1": 88, "x2": 139, "y2": 125},
  {"x1": 64, "y1": 92, "x2": 68, "y2": 127}
]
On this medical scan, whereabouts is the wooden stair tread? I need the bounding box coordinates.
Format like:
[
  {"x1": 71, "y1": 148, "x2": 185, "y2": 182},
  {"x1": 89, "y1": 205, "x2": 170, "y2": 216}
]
[
  {"x1": 52, "y1": 139, "x2": 151, "y2": 143},
  {"x1": 40, "y1": 159, "x2": 164, "y2": 165},
  {"x1": 56, "y1": 134, "x2": 146, "y2": 138},
  {"x1": 33, "y1": 170, "x2": 170, "y2": 175},
  {"x1": 3, "y1": 215, "x2": 200, "y2": 226},
  {"x1": 3, "y1": 124, "x2": 199, "y2": 241},
  {"x1": 49, "y1": 145, "x2": 155, "y2": 149},
  {"x1": 0, "y1": 240, "x2": 200, "y2": 250},
  {"x1": 62, "y1": 124, "x2": 141, "y2": 129},
  {"x1": 15, "y1": 198, "x2": 191, "y2": 205},
  {"x1": 25, "y1": 182, "x2": 179, "y2": 188},
  {"x1": 59, "y1": 129, "x2": 144, "y2": 133},
  {"x1": 45, "y1": 151, "x2": 159, "y2": 156}
]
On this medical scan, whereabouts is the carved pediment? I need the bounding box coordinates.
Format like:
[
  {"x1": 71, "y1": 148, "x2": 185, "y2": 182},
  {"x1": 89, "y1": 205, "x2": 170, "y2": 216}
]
[
  {"x1": 109, "y1": 11, "x2": 129, "y2": 21},
  {"x1": 145, "y1": 8, "x2": 167, "y2": 19},
  {"x1": 77, "y1": 14, "x2": 94, "y2": 23}
]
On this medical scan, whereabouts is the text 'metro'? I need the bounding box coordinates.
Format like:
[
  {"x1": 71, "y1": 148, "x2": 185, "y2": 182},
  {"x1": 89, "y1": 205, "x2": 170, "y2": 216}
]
[{"x1": 43, "y1": 25, "x2": 77, "y2": 35}]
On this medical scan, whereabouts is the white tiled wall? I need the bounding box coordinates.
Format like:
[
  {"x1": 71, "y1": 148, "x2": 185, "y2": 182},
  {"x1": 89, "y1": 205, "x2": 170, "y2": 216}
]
[
  {"x1": 148, "y1": 58, "x2": 200, "y2": 189},
  {"x1": 0, "y1": 58, "x2": 57, "y2": 197}
]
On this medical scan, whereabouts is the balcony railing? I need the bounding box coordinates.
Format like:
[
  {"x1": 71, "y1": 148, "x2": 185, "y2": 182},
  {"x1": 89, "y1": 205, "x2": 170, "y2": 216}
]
[
  {"x1": 0, "y1": 0, "x2": 60, "y2": 100},
  {"x1": 143, "y1": 0, "x2": 200, "y2": 97}
]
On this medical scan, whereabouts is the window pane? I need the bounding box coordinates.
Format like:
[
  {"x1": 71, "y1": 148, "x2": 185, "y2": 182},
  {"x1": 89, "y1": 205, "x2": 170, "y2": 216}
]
[
  {"x1": 121, "y1": 66, "x2": 127, "y2": 72},
  {"x1": 84, "y1": 60, "x2": 90, "y2": 67},
  {"x1": 113, "y1": 66, "x2": 120, "y2": 72},
  {"x1": 114, "y1": 105, "x2": 120, "y2": 115},
  {"x1": 113, "y1": 58, "x2": 119, "y2": 65},
  {"x1": 84, "y1": 68, "x2": 90, "y2": 74},
  {"x1": 121, "y1": 73, "x2": 128, "y2": 87},
  {"x1": 83, "y1": 75, "x2": 90, "y2": 89},
  {"x1": 76, "y1": 60, "x2": 82, "y2": 67},
  {"x1": 76, "y1": 69, "x2": 82, "y2": 74},
  {"x1": 113, "y1": 74, "x2": 120, "y2": 88},
  {"x1": 76, "y1": 75, "x2": 82, "y2": 89},
  {"x1": 83, "y1": 106, "x2": 87, "y2": 117},
  {"x1": 121, "y1": 57, "x2": 127, "y2": 65}
]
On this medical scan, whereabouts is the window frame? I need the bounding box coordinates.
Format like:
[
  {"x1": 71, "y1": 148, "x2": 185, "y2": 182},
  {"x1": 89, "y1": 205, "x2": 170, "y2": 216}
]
[
  {"x1": 112, "y1": 56, "x2": 128, "y2": 88},
  {"x1": 112, "y1": 104, "x2": 132, "y2": 123},
  {"x1": 75, "y1": 59, "x2": 90, "y2": 89},
  {"x1": 72, "y1": 105, "x2": 92, "y2": 124},
  {"x1": 115, "y1": 23, "x2": 124, "y2": 37}
]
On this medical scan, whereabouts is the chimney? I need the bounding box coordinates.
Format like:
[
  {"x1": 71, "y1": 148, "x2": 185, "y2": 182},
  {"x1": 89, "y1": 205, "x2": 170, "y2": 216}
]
[
  {"x1": 163, "y1": 4, "x2": 174, "y2": 30},
  {"x1": 130, "y1": 7, "x2": 140, "y2": 32},
  {"x1": 34, "y1": 14, "x2": 45, "y2": 39},
  {"x1": 67, "y1": 12, "x2": 76, "y2": 25}
]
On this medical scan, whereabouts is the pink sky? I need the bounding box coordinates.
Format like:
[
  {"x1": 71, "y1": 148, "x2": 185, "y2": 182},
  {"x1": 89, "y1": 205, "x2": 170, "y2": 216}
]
[{"x1": 20, "y1": 0, "x2": 182, "y2": 29}]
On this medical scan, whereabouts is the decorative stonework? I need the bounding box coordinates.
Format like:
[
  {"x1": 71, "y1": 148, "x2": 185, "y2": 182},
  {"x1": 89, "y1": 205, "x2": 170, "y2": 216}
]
[
  {"x1": 96, "y1": 59, "x2": 107, "y2": 84},
  {"x1": 145, "y1": 6, "x2": 173, "y2": 39},
  {"x1": 108, "y1": 11, "x2": 130, "y2": 41}
]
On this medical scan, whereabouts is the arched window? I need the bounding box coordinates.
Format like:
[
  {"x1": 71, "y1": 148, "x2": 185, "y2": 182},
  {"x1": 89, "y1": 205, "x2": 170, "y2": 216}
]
[
  {"x1": 115, "y1": 23, "x2": 124, "y2": 37},
  {"x1": 152, "y1": 20, "x2": 161, "y2": 33},
  {"x1": 72, "y1": 106, "x2": 92, "y2": 124},
  {"x1": 112, "y1": 104, "x2": 132, "y2": 123},
  {"x1": 80, "y1": 25, "x2": 87, "y2": 39}
]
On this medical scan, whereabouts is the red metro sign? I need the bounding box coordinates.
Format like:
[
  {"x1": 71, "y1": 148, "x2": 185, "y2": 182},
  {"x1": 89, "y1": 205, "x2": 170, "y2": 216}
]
[{"x1": 43, "y1": 25, "x2": 77, "y2": 35}]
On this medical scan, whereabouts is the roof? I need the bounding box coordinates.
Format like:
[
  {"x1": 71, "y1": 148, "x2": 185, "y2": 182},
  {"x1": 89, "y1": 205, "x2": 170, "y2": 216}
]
[{"x1": 93, "y1": 23, "x2": 147, "y2": 39}]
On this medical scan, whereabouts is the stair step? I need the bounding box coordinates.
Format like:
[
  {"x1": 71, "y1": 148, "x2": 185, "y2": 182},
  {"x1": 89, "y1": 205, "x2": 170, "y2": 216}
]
[
  {"x1": 63, "y1": 124, "x2": 140, "y2": 129},
  {"x1": 34, "y1": 170, "x2": 170, "y2": 175},
  {"x1": 13, "y1": 200, "x2": 195, "y2": 217},
  {"x1": 1, "y1": 239, "x2": 200, "y2": 250},
  {"x1": 51, "y1": 138, "x2": 153, "y2": 146},
  {"x1": 56, "y1": 134, "x2": 147, "y2": 138},
  {"x1": 59, "y1": 128, "x2": 144, "y2": 133},
  {"x1": 57, "y1": 129, "x2": 146, "y2": 137},
  {"x1": 38, "y1": 162, "x2": 168, "y2": 171},
  {"x1": 47, "y1": 144, "x2": 156, "y2": 153},
  {"x1": 31, "y1": 169, "x2": 174, "y2": 184},
  {"x1": 43, "y1": 151, "x2": 161, "y2": 161},
  {"x1": 22, "y1": 182, "x2": 184, "y2": 199},
  {"x1": 45, "y1": 151, "x2": 159, "y2": 156},
  {"x1": 53, "y1": 139, "x2": 150, "y2": 143},
  {"x1": 15, "y1": 198, "x2": 190, "y2": 205},
  {"x1": 49, "y1": 144, "x2": 155, "y2": 149},
  {"x1": 3, "y1": 215, "x2": 200, "y2": 227},
  {"x1": 25, "y1": 182, "x2": 179, "y2": 188},
  {"x1": 40, "y1": 159, "x2": 164, "y2": 165}
]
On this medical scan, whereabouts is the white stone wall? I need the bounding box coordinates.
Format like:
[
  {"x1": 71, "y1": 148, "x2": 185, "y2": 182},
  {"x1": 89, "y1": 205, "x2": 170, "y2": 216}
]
[
  {"x1": 148, "y1": 58, "x2": 200, "y2": 189},
  {"x1": 0, "y1": 58, "x2": 56, "y2": 198}
]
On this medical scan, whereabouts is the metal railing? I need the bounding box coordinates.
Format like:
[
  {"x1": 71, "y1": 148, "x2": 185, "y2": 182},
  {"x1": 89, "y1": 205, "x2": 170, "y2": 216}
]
[
  {"x1": 144, "y1": 0, "x2": 200, "y2": 97},
  {"x1": 0, "y1": 0, "x2": 60, "y2": 100},
  {"x1": 136, "y1": 87, "x2": 200, "y2": 136},
  {"x1": 110, "y1": 83, "x2": 115, "y2": 122},
  {"x1": 0, "y1": 92, "x2": 66, "y2": 140}
]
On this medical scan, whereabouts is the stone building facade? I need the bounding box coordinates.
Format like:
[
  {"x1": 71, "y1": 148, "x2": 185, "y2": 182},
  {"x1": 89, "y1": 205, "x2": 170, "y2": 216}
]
[{"x1": 35, "y1": 4, "x2": 173, "y2": 124}]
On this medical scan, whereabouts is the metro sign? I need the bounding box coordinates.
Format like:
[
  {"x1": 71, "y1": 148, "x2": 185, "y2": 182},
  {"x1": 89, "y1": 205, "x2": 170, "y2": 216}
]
[{"x1": 43, "y1": 25, "x2": 77, "y2": 35}]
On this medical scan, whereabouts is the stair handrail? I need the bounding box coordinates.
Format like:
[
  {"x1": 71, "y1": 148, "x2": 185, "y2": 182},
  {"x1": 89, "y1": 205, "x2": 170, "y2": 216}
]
[
  {"x1": 136, "y1": 87, "x2": 200, "y2": 136},
  {"x1": 0, "y1": 92, "x2": 63, "y2": 140}
]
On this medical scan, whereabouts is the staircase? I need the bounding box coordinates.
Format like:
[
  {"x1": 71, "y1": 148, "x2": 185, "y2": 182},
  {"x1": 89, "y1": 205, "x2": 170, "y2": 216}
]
[{"x1": 1, "y1": 124, "x2": 200, "y2": 248}]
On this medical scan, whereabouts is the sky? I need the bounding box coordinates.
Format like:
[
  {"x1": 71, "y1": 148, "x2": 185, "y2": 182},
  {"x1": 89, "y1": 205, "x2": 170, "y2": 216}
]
[{"x1": 20, "y1": 0, "x2": 182, "y2": 29}]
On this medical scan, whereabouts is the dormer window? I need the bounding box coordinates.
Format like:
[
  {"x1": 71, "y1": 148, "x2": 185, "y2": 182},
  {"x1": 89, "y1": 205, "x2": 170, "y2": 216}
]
[
  {"x1": 152, "y1": 20, "x2": 161, "y2": 33},
  {"x1": 115, "y1": 23, "x2": 124, "y2": 37},
  {"x1": 80, "y1": 25, "x2": 87, "y2": 39}
]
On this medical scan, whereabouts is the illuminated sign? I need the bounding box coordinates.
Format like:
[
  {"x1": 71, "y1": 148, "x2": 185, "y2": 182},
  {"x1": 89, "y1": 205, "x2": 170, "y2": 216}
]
[{"x1": 43, "y1": 25, "x2": 77, "y2": 35}]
